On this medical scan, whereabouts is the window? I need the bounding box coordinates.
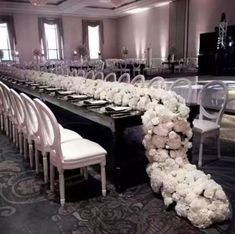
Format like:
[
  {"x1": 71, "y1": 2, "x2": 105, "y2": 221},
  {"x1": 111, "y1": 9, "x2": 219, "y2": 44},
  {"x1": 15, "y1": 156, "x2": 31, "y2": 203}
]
[
  {"x1": 44, "y1": 23, "x2": 60, "y2": 60},
  {"x1": 88, "y1": 25, "x2": 100, "y2": 59},
  {"x1": 0, "y1": 23, "x2": 12, "y2": 61}
]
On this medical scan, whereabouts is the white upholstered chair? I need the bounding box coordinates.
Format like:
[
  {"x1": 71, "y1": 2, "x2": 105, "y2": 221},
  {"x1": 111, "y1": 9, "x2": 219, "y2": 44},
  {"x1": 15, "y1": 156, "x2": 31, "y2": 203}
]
[
  {"x1": 34, "y1": 98, "x2": 107, "y2": 206},
  {"x1": 21, "y1": 94, "x2": 82, "y2": 183},
  {"x1": 193, "y1": 81, "x2": 228, "y2": 167}
]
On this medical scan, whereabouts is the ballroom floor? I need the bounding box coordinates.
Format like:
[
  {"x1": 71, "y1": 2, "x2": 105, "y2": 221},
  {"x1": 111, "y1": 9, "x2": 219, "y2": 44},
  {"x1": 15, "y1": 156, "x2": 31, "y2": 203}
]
[{"x1": 0, "y1": 109, "x2": 234, "y2": 234}]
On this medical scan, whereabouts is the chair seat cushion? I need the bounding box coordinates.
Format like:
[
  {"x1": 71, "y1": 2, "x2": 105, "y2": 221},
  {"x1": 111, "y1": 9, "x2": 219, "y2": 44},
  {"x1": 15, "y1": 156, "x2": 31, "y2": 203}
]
[
  {"x1": 34, "y1": 128, "x2": 82, "y2": 146},
  {"x1": 193, "y1": 119, "x2": 220, "y2": 133},
  {"x1": 61, "y1": 128, "x2": 82, "y2": 143},
  {"x1": 61, "y1": 139, "x2": 107, "y2": 162}
]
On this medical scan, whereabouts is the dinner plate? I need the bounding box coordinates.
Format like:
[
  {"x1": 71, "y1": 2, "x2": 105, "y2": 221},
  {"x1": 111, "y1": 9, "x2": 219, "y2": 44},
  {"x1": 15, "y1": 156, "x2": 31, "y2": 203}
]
[
  {"x1": 67, "y1": 94, "x2": 89, "y2": 100},
  {"x1": 105, "y1": 106, "x2": 131, "y2": 113},
  {"x1": 38, "y1": 85, "x2": 49, "y2": 89},
  {"x1": 30, "y1": 83, "x2": 40, "y2": 86},
  {"x1": 83, "y1": 100, "x2": 108, "y2": 106},
  {"x1": 57, "y1": 90, "x2": 75, "y2": 95},
  {"x1": 46, "y1": 87, "x2": 60, "y2": 91}
]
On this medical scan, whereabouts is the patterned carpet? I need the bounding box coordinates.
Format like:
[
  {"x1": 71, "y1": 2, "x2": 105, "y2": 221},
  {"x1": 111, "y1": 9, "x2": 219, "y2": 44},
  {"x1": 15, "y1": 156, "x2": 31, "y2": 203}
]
[{"x1": 0, "y1": 116, "x2": 234, "y2": 233}]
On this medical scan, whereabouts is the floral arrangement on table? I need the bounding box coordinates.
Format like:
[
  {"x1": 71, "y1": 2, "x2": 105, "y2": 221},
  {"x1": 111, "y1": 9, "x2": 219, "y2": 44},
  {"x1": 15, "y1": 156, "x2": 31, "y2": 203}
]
[
  {"x1": 0, "y1": 49, "x2": 4, "y2": 61},
  {"x1": 77, "y1": 45, "x2": 88, "y2": 57},
  {"x1": 33, "y1": 48, "x2": 42, "y2": 57},
  {"x1": 121, "y1": 46, "x2": 128, "y2": 58},
  {"x1": 0, "y1": 67, "x2": 232, "y2": 229}
]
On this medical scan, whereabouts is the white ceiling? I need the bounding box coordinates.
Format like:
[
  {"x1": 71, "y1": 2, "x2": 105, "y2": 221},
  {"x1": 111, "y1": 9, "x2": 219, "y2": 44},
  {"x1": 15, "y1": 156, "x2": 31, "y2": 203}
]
[{"x1": 0, "y1": 0, "x2": 172, "y2": 18}]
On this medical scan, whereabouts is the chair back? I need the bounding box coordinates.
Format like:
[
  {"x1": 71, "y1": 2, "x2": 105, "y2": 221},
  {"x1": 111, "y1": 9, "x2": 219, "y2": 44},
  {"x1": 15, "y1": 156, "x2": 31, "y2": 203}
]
[
  {"x1": 85, "y1": 70, "x2": 94, "y2": 79},
  {"x1": 20, "y1": 93, "x2": 40, "y2": 139},
  {"x1": 170, "y1": 78, "x2": 192, "y2": 103},
  {"x1": 199, "y1": 81, "x2": 228, "y2": 124},
  {"x1": 148, "y1": 76, "x2": 165, "y2": 89},
  {"x1": 70, "y1": 69, "x2": 78, "y2": 77},
  {"x1": 93, "y1": 72, "x2": 104, "y2": 80},
  {"x1": 104, "y1": 73, "x2": 117, "y2": 82},
  {"x1": 34, "y1": 98, "x2": 61, "y2": 154},
  {"x1": 118, "y1": 73, "x2": 130, "y2": 83},
  {"x1": 0, "y1": 82, "x2": 11, "y2": 114},
  {"x1": 77, "y1": 70, "x2": 85, "y2": 77},
  {"x1": 10, "y1": 89, "x2": 26, "y2": 129},
  {"x1": 131, "y1": 74, "x2": 145, "y2": 87}
]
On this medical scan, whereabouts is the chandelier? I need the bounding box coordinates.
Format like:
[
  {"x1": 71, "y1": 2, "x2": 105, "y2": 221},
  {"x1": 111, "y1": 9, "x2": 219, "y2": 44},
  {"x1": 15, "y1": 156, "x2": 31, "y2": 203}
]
[{"x1": 30, "y1": 0, "x2": 48, "y2": 6}]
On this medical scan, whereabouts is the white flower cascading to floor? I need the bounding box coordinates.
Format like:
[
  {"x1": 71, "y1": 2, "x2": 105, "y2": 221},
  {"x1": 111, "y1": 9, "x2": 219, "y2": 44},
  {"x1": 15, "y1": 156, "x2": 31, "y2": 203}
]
[{"x1": 0, "y1": 67, "x2": 232, "y2": 228}]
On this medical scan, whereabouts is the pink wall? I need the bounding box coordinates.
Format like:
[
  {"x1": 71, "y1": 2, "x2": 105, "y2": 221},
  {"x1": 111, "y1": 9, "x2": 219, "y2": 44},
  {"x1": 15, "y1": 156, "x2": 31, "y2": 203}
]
[
  {"x1": 188, "y1": 0, "x2": 235, "y2": 59},
  {"x1": 14, "y1": 14, "x2": 41, "y2": 62},
  {"x1": 117, "y1": 5, "x2": 170, "y2": 59},
  {"x1": 0, "y1": 13, "x2": 118, "y2": 62}
]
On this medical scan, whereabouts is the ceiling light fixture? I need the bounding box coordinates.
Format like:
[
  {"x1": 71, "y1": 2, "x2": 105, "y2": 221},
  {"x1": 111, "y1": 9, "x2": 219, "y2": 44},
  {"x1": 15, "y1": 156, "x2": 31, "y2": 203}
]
[{"x1": 30, "y1": 0, "x2": 48, "y2": 6}]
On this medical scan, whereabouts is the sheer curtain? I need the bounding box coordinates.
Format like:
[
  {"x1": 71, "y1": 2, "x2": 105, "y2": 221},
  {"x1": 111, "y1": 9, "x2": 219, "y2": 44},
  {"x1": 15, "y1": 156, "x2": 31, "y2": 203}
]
[
  {"x1": 82, "y1": 20, "x2": 104, "y2": 57},
  {"x1": 0, "y1": 15, "x2": 16, "y2": 54},
  {"x1": 38, "y1": 17, "x2": 64, "y2": 60}
]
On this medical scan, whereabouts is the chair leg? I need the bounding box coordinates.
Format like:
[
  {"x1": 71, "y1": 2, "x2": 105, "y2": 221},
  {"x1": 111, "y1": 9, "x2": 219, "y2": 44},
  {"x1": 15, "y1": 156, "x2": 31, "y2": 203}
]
[
  {"x1": 15, "y1": 129, "x2": 19, "y2": 148},
  {"x1": 100, "y1": 162, "x2": 106, "y2": 196},
  {"x1": 5, "y1": 117, "x2": 9, "y2": 136},
  {"x1": 0, "y1": 114, "x2": 3, "y2": 131},
  {"x1": 12, "y1": 126, "x2": 15, "y2": 144},
  {"x1": 19, "y1": 133, "x2": 23, "y2": 155},
  {"x1": 217, "y1": 134, "x2": 221, "y2": 159},
  {"x1": 9, "y1": 122, "x2": 12, "y2": 140},
  {"x1": 83, "y1": 167, "x2": 88, "y2": 180},
  {"x1": 50, "y1": 164, "x2": 55, "y2": 192},
  {"x1": 42, "y1": 152, "x2": 48, "y2": 183},
  {"x1": 35, "y1": 149, "x2": 40, "y2": 174},
  {"x1": 58, "y1": 170, "x2": 65, "y2": 206},
  {"x1": 29, "y1": 141, "x2": 34, "y2": 168},
  {"x1": 23, "y1": 138, "x2": 28, "y2": 159},
  {"x1": 198, "y1": 136, "x2": 203, "y2": 168}
]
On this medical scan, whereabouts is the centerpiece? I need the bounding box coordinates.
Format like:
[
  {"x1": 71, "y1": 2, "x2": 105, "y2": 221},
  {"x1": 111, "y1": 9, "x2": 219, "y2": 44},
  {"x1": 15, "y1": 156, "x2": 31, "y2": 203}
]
[{"x1": 77, "y1": 45, "x2": 88, "y2": 63}]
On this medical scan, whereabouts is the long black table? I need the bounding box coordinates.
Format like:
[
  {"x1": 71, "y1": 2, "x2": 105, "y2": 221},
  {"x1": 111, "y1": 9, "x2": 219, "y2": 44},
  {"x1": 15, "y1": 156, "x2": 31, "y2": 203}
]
[{"x1": 1, "y1": 75, "x2": 199, "y2": 191}]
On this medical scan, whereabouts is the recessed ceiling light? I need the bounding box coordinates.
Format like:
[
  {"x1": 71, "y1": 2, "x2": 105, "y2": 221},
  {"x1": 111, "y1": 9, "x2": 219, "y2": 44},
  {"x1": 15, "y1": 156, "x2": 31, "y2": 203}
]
[{"x1": 126, "y1": 7, "x2": 149, "y2": 14}]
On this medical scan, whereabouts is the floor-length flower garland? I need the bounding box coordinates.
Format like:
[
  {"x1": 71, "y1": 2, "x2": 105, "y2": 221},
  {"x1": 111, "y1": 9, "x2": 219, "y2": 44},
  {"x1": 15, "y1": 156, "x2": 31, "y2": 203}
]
[{"x1": 0, "y1": 66, "x2": 231, "y2": 228}]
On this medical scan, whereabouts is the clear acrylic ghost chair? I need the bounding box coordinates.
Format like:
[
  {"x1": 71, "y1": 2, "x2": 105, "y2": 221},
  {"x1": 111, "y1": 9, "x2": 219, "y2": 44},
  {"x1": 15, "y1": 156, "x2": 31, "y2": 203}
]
[
  {"x1": 132, "y1": 60, "x2": 141, "y2": 76},
  {"x1": 193, "y1": 81, "x2": 228, "y2": 167},
  {"x1": 147, "y1": 76, "x2": 166, "y2": 89},
  {"x1": 69, "y1": 69, "x2": 78, "y2": 77},
  {"x1": 120, "y1": 61, "x2": 130, "y2": 75},
  {"x1": 77, "y1": 70, "x2": 85, "y2": 77},
  {"x1": 85, "y1": 70, "x2": 94, "y2": 79},
  {"x1": 118, "y1": 73, "x2": 130, "y2": 83},
  {"x1": 20, "y1": 94, "x2": 83, "y2": 183},
  {"x1": 93, "y1": 72, "x2": 104, "y2": 80},
  {"x1": 170, "y1": 78, "x2": 192, "y2": 103},
  {"x1": 34, "y1": 98, "x2": 107, "y2": 206},
  {"x1": 104, "y1": 73, "x2": 117, "y2": 82},
  {"x1": 10, "y1": 89, "x2": 27, "y2": 157},
  {"x1": 131, "y1": 74, "x2": 145, "y2": 87}
]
